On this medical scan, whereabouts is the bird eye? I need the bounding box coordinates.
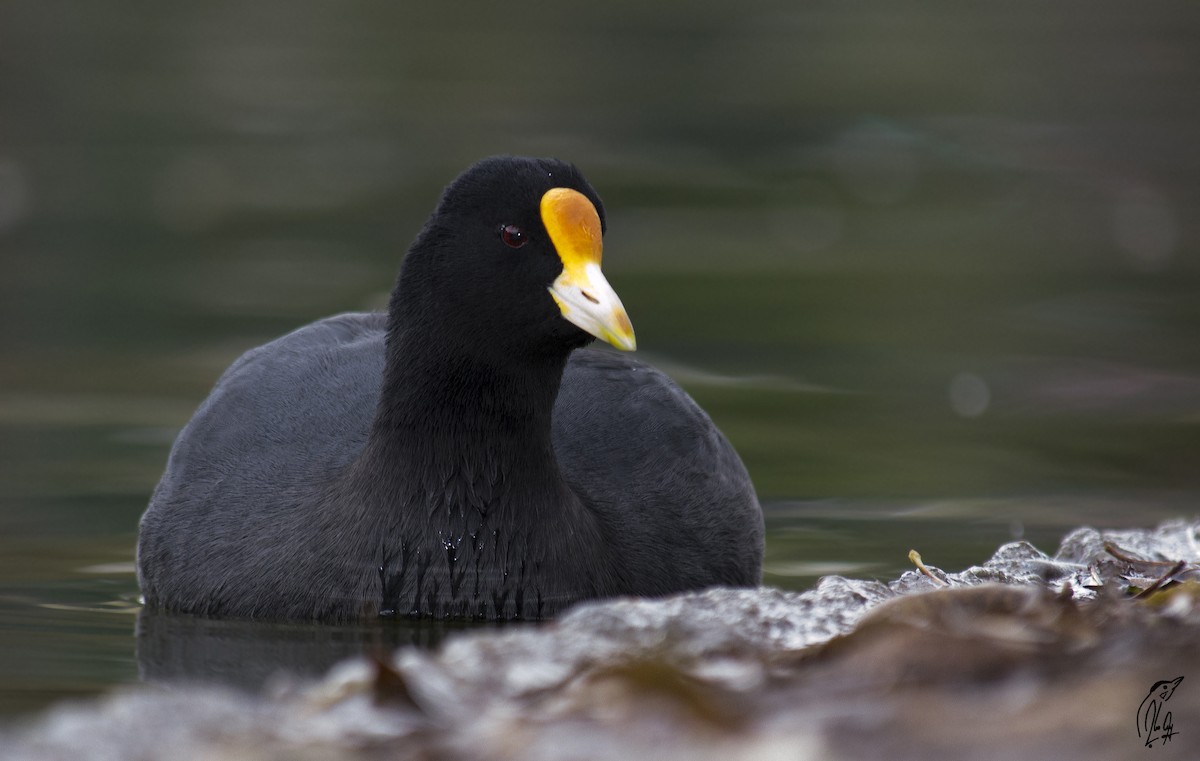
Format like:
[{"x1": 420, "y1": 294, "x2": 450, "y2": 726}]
[{"x1": 499, "y1": 224, "x2": 528, "y2": 249}]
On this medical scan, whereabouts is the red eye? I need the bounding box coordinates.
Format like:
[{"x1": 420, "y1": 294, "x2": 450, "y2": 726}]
[{"x1": 499, "y1": 224, "x2": 527, "y2": 249}]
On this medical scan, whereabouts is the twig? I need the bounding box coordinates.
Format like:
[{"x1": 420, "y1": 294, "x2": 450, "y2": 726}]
[
  {"x1": 1133, "y1": 560, "x2": 1189, "y2": 600},
  {"x1": 1104, "y1": 541, "x2": 1179, "y2": 567}
]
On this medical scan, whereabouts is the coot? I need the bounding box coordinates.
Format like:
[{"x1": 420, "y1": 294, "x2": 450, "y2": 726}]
[{"x1": 137, "y1": 156, "x2": 763, "y2": 621}]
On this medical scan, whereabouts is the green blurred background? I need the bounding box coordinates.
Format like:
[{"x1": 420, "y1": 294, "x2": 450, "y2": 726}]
[{"x1": 2, "y1": 0, "x2": 1199, "y2": 717}]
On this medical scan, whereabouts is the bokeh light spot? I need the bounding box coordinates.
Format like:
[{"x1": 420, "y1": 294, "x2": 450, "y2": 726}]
[
  {"x1": 1112, "y1": 185, "x2": 1178, "y2": 272},
  {"x1": 949, "y1": 372, "x2": 991, "y2": 418}
]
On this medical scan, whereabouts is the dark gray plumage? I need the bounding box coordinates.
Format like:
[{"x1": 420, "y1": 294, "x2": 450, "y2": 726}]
[{"x1": 137, "y1": 156, "x2": 763, "y2": 621}]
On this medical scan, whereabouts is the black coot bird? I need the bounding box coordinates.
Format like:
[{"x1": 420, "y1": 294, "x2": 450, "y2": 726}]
[{"x1": 137, "y1": 156, "x2": 763, "y2": 621}]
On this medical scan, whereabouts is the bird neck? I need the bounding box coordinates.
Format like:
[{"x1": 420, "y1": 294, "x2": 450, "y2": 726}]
[
  {"x1": 356, "y1": 323, "x2": 572, "y2": 504},
  {"x1": 345, "y1": 325, "x2": 608, "y2": 618}
]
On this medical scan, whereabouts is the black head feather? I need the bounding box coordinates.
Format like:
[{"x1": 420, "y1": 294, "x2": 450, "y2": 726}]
[{"x1": 390, "y1": 156, "x2": 607, "y2": 364}]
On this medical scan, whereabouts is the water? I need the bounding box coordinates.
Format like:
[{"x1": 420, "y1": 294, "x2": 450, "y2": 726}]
[{"x1": 2, "y1": 0, "x2": 1200, "y2": 721}]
